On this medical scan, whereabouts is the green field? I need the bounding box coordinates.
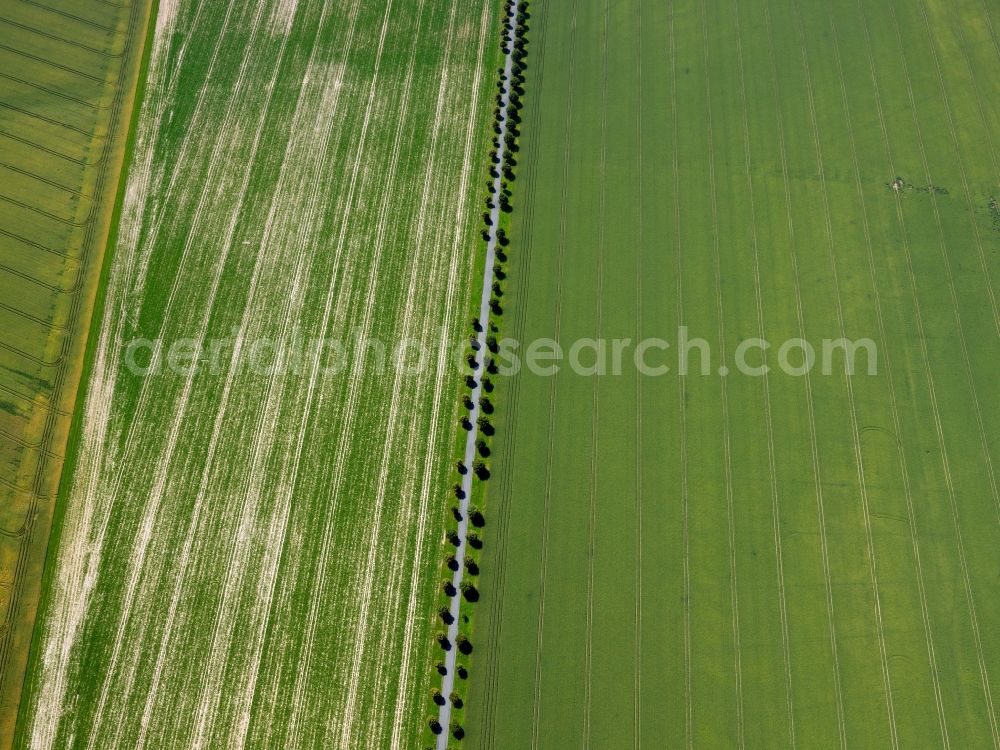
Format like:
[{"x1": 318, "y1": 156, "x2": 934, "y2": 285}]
[
  {"x1": 14, "y1": 1, "x2": 499, "y2": 748},
  {"x1": 467, "y1": 0, "x2": 1000, "y2": 747},
  {"x1": 0, "y1": 0, "x2": 153, "y2": 743}
]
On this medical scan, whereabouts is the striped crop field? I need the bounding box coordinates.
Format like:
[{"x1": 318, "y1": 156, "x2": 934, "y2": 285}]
[
  {"x1": 0, "y1": 0, "x2": 153, "y2": 744},
  {"x1": 466, "y1": 0, "x2": 1000, "y2": 748},
  {"x1": 12, "y1": 0, "x2": 499, "y2": 748}
]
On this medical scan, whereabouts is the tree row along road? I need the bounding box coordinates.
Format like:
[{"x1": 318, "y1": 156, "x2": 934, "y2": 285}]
[{"x1": 436, "y1": 0, "x2": 520, "y2": 745}]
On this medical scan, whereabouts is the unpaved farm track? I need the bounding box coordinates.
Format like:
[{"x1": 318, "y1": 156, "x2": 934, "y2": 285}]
[{"x1": 15, "y1": 1, "x2": 498, "y2": 748}]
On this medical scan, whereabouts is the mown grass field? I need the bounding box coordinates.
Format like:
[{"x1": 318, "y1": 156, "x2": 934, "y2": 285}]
[
  {"x1": 0, "y1": 0, "x2": 153, "y2": 743},
  {"x1": 15, "y1": 0, "x2": 499, "y2": 748},
  {"x1": 468, "y1": 0, "x2": 1000, "y2": 747}
]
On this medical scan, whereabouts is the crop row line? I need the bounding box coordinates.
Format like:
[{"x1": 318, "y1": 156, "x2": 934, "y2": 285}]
[
  {"x1": 0, "y1": 15, "x2": 125, "y2": 57},
  {"x1": 881, "y1": 0, "x2": 1000, "y2": 742},
  {"x1": 763, "y1": 1, "x2": 849, "y2": 745},
  {"x1": 16, "y1": 0, "x2": 122, "y2": 34}
]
